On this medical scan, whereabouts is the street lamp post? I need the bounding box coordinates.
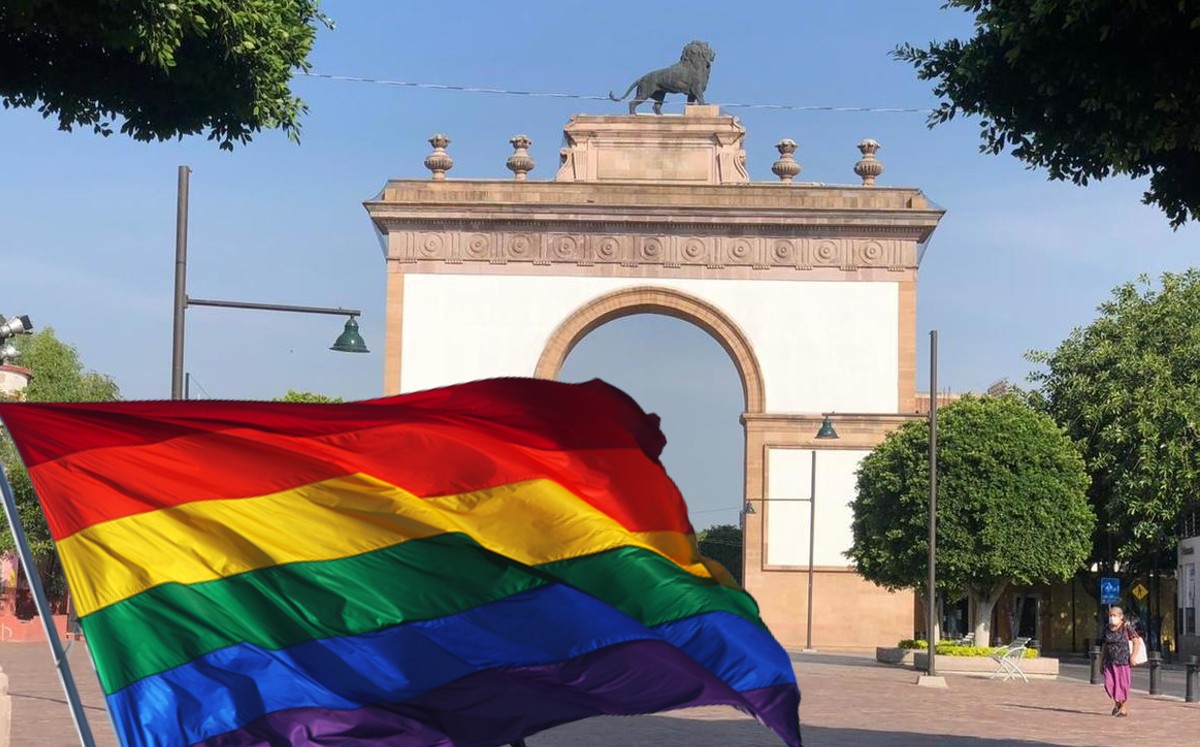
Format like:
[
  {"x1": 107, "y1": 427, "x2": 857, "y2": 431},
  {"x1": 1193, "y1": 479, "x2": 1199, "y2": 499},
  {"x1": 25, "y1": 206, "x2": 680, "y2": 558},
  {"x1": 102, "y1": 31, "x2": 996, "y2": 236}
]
[
  {"x1": 170, "y1": 166, "x2": 369, "y2": 399},
  {"x1": 926, "y1": 329, "x2": 941, "y2": 681},
  {"x1": 807, "y1": 415, "x2": 840, "y2": 651},
  {"x1": 171, "y1": 166, "x2": 191, "y2": 400},
  {"x1": 741, "y1": 353, "x2": 938, "y2": 664},
  {"x1": 741, "y1": 416, "x2": 839, "y2": 651},
  {"x1": 795, "y1": 332, "x2": 943, "y2": 685}
]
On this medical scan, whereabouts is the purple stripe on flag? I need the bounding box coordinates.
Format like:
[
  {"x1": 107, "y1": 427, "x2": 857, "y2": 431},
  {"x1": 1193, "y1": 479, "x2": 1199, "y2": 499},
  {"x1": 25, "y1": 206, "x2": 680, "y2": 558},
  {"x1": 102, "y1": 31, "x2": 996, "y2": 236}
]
[{"x1": 195, "y1": 639, "x2": 802, "y2": 747}]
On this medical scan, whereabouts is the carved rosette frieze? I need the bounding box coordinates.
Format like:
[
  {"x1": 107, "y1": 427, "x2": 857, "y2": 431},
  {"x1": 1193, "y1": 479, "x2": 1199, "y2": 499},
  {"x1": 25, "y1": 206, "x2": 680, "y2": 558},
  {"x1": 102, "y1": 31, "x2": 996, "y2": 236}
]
[
  {"x1": 389, "y1": 231, "x2": 914, "y2": 272},
  {"x1": 723, "y1": 237, "x2": 757, "y2": 269},
  {"x1": 417, "y1": 232, "x2": 449, "y2": 262},
  {"x1": 592, "y1": 234, "x2": 624, "y2": 263},
  {"x1": 812, "y1": 239, "x2": 840, "y2": 267},
  {"x1": 504, "y1": 233, "x2": 537, "y2": 264},
  {"x1": 463, "y1": 233, "x2": 491, "y2": 262},
  {"x1": 546, "y1": 234, "x2": 585, "y2": 264},
  {"x1": 639, "y1": 236, "x2": 666, "y2": 265},
  {"x1": 769, "y1": 239, "x2": 804, "y2": 270},
  {"x1": 678, "y1": 237, "x2": 708, "y2": 267}
]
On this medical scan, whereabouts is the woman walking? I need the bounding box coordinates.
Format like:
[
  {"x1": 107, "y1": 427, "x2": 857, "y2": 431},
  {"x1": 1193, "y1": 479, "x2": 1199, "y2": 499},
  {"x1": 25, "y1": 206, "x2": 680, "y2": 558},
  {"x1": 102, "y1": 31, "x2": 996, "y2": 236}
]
[{"x1": 1101, "y1": 605, "x2": 1142, "y2": 717}]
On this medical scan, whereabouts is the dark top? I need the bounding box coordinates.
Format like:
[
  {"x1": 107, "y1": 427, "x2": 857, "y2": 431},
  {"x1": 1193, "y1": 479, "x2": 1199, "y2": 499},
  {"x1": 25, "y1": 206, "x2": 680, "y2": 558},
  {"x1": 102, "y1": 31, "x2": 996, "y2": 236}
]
[{"x1": 1101, "y1": 623, "x2": 1136, "y2": 666}]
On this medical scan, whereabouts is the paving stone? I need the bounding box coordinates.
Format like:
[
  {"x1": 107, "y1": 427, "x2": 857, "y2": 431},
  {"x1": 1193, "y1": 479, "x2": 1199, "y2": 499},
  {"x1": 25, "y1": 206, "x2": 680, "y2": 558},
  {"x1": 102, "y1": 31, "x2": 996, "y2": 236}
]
[{"x1": 1, "y1": 644, "x2": 1195, "y2": 746}]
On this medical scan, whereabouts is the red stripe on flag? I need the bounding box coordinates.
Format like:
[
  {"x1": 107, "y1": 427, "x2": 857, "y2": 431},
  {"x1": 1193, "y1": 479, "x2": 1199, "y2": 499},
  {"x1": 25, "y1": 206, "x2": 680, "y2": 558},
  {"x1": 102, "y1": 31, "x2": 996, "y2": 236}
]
[
  {"x1": 3, "y1": 379, "x2": 689, "y2": 539},
  {"x1": 0, "y1": 379, "x2": 666, "y2": 467}
]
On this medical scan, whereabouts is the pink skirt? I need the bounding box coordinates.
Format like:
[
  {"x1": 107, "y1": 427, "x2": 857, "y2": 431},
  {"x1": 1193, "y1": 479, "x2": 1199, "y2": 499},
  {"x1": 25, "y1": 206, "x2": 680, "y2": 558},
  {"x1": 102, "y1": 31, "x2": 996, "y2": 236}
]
[{"x1": 1103, "y1": 663, "x2": 1131, "y2": 702}]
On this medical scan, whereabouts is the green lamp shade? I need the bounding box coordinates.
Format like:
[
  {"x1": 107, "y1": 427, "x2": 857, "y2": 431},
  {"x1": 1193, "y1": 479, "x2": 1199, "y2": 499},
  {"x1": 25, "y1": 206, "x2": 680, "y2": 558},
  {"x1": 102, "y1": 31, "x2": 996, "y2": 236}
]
[
  {"x1": 814, "y1": 416, "x2": 839, "y2": 440},
  {"x1": 330, "y1": 317, "x2": 369, "y2": 354}
]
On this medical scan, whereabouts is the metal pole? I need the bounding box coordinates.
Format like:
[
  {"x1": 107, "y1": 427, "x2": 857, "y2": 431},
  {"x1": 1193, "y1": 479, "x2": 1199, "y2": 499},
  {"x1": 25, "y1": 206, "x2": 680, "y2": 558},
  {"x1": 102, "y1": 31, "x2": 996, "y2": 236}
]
[
  {"x1": 927, "y1": 329, "x2": 938, "y2": 677},
  {"x1": 1089, "y1": 645, "x2": 1103, "y2": 684},
  {"x1": 171, "y1": 165, "x2": 190, "y2": 400},
  {"x1": 1148, "y1": 651, "x2": 1162, "y2": 695},
  {"x1": 1186, "y1": 655, "x2": 1198, "y2": 703},
  {"x1": 0, "y1": 458, "x2": 97, "y2": 746},
  {"x1": 187, "y1": 298, "x2": 362, "y2": 317},
  {"x1": 805, "y1": 449, "x2": 817, "y2": 651}
]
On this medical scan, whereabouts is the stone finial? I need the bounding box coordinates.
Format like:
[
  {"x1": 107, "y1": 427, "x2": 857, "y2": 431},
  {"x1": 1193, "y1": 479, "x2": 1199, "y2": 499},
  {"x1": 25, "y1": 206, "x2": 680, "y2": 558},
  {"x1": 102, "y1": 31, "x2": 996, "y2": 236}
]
[
  {"x1": 771, "y1": 139, "x2": 801, "y2": 183},
  {"x1": 424, "y1": 134, "x2": 453, "y2": 180},
  {"x1": 854, "y1": 138, "x2": 883, "y2": 187},
  {"x1": 506, "y1": 134, "x2": 535, "y2": 181}
]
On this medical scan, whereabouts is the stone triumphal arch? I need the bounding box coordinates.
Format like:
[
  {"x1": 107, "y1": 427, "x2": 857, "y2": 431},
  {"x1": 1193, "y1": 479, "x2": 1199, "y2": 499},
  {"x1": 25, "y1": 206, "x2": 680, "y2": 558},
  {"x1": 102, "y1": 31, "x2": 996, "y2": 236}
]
[{"x1": 366, "y1": 107, "x2": 944, "y2": 648}]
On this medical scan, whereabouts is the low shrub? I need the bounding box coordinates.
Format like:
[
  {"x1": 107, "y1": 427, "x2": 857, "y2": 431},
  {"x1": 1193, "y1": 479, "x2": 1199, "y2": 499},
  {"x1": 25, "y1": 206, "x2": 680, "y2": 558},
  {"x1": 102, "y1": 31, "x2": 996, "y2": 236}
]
[{"x1": 895, "y1": 640, "x2": 1039, "y2": 658}]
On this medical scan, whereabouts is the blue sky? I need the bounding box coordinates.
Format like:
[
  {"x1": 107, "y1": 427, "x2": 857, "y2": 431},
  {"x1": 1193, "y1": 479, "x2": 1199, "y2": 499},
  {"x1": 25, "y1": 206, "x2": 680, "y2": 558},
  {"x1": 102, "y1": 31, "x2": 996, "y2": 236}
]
[{"x1": 3, "y1": 1, "x2": 1197, "y2": 527}]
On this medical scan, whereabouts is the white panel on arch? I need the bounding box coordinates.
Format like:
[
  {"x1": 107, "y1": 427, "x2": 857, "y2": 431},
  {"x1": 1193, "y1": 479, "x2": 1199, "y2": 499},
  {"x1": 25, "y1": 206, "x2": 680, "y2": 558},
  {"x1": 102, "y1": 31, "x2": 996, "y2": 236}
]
[
  {"x1": 764, "y1": 447, "x2": 871, "y2": 568},
  {"x1": 399, "y1": 273, "x2": 899, "y2": 413}
]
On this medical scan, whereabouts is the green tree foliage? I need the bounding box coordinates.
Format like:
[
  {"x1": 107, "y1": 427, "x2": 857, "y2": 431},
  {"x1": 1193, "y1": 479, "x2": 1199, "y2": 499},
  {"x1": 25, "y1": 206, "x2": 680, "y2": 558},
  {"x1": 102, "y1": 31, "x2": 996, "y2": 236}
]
[
  {"x1": 0, "y1": 329, "x2": 120, "y2": 601},
  {"x1": 15, "y1": 329, "x2": 121, "y2": 404},
  {"x1": 696, "y1": 523, "x2": 742, "y2": 585},
  {"x1": 848, "y1": 395, "x2": 1092, "y2": 645},
  {"x1": 0, "y1": 1, "x2": 331, "y2": 149},
  {"x1": 274, "y1": 389, "x2": 343, "y2": 403},
  {"x1": 1028, "y1": 271, "x2": 1200, "y2": 572},
  {"x1": 897, "y1": 1, "x2": 1200, "y2": 227}
]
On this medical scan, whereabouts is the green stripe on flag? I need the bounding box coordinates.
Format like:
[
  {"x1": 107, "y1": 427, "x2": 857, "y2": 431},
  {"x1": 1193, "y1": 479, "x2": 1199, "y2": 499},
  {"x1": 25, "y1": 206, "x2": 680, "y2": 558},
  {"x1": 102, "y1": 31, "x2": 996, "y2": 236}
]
[{"x1": 84, "y1": 533, "x2": 762, "y2": 694}]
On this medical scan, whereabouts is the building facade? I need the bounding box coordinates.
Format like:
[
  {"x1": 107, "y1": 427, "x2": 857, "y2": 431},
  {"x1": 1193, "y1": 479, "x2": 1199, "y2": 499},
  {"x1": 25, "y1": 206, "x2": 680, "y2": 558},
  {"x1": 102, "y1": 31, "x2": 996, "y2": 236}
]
[{"x1": 365, "y1": 107, "x2": 944, "y2": 648}]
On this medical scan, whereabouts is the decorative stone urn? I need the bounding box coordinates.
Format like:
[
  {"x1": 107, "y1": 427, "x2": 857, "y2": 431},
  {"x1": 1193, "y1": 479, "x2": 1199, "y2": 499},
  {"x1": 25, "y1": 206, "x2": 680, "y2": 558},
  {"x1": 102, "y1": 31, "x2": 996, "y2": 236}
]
[
  {"x1": 771, "y1": 139, "x2": 801, "y2": 183},
  {"x1": 506, "y1": 135, "x2": 535, "y2": 180},
  {"x1": 423, "y1": 134, "x2": 453, "y2": 180},
  {"x1": 854, "y1": 138, "x2": 883, "y2": 187}
]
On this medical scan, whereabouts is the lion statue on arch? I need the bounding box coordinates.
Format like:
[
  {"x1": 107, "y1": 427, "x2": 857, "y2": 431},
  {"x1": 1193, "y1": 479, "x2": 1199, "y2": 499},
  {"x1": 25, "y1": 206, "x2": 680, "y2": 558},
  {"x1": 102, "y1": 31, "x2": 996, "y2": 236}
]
[{"x1": 609, "y1": 41, "x2": 716, "y2": 115}]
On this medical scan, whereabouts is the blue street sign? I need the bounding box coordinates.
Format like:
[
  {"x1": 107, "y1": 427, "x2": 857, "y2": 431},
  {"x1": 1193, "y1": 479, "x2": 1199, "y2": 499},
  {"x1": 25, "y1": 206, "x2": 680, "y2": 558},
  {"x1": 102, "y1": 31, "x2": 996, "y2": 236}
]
[{"x1": 1100, "y1": 577, "x2": 1120, "y2": 604}]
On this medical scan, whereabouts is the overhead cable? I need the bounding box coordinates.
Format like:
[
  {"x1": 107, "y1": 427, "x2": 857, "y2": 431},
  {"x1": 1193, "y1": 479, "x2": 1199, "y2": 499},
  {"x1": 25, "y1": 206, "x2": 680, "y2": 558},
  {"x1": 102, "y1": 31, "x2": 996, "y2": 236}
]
[{"x1": 299, "y1": 72, "x2": 933, "y2": 114}]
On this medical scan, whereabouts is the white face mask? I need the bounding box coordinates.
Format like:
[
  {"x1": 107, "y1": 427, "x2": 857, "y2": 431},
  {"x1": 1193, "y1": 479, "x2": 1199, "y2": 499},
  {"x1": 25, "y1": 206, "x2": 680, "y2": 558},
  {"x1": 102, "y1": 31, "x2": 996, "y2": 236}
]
[{"x1": 1109, "y1": 615, "x2": 1121, "y2": 626}]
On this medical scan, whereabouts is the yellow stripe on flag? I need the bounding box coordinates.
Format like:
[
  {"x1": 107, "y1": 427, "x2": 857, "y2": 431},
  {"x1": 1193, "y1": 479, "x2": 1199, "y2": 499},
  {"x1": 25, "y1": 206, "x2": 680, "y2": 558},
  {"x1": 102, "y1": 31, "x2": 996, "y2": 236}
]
[{"x1": 60, "y1": 474, "x2": 715, "y2": 616}]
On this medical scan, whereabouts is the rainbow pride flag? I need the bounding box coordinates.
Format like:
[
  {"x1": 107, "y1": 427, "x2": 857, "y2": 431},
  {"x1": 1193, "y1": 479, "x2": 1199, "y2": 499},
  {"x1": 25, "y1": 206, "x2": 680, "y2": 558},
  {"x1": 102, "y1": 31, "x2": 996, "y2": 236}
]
[{"x1": 0, "y1": 378, "x2": 801, "y2": 747}]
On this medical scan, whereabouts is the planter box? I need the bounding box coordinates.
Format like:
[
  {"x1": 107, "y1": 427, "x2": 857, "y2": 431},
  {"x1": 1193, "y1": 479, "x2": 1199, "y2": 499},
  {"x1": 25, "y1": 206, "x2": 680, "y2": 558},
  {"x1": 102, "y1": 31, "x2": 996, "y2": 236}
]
[
  {"x1": 876, "y1": 647, "x2": 917, "y2": 665},
  {"x1": 912, "y1": 652, "x2": 1059, "y2": 679},
  {"x1": 0, "y1": 614, "x2": 75, "y2": 643}
]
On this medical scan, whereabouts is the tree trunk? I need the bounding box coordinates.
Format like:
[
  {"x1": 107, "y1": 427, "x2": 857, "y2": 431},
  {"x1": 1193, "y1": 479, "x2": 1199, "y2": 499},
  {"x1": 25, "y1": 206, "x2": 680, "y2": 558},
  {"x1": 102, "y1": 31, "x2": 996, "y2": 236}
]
[
  {"x1": 972, "y1": 595, "x2": 996, "y2": 647},
  {"x1": 917, "y1": 591, "x2": 944, "y2": 644},
  {"x1": 969, "y1": 581, "x2": 1009, "y2": 648},
  {"x1": 934, "y1": 592, "x2": 944, "y2": 645},
  {"x1": 1007, "y1": 594, "x2": 1026, "y2": 642}
]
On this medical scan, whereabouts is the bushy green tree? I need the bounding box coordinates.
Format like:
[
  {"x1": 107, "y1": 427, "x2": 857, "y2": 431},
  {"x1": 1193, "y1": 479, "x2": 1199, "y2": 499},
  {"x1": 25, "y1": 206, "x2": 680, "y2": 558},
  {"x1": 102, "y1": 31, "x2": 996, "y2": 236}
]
[
  {"x1": 15, "y1": 329, "x2": 121, "y2": 404},
  {"x1": 274, "y1": 389, "x2": 343, "y2": 403},
  {"x1": 697, "y1": 523, "x2": 742, "y2": 585},
  {"x1": 898, "y1": 1, "x2": 1200, "y2": 227},
  {"x1": 848, "y1": 395, "x2": 1092, "y2": 646},
  {"x1": 0, "y1": 1, "x2": 331, "y2": 148},
  {"x1": 0, "y1": 328, "x2": 120, "y2": 601},
  {"x1": 1029, "y1": 271, "x2": 1200, "y2": 573}
]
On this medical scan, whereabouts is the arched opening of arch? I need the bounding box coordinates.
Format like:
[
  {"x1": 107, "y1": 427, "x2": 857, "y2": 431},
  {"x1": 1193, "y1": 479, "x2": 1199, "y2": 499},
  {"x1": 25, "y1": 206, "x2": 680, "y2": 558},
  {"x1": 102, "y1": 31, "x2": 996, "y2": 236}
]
[
  {"x1": 536, "y1": 287, "x2": 764, "y2": 536},
  {"x1": 535, "y1": 287, "x2": 764, "y2": 413}
]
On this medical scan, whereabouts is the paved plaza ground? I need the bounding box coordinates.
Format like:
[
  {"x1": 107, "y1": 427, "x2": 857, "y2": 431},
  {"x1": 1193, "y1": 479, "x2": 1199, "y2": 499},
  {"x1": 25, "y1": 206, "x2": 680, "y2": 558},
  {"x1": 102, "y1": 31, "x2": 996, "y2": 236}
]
[{"x1": 0, "y1": 644, "x2": 1195, "y2": 746}]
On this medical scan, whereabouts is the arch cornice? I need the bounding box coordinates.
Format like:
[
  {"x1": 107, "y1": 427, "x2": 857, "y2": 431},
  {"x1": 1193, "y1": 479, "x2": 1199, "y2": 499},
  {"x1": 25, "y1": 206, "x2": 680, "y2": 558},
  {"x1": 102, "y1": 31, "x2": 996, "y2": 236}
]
[{"x1": 534, "y1": 286, "x2": 766, "y2": 414}]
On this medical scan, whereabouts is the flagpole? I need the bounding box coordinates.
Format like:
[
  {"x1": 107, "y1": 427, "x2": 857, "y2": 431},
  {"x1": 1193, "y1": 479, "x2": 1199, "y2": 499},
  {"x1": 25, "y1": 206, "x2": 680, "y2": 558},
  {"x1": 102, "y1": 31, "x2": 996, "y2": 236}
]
[{"x1": 0, "y1": 458, "x2": 98, "y2": 747}]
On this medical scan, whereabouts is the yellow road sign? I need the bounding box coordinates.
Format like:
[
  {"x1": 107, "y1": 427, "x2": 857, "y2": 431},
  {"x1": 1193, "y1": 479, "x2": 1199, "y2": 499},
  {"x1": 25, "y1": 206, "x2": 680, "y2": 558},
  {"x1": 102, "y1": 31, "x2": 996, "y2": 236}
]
[{"x1": 1131, "y1": 581, "x2": 1149, "y2": 601}]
